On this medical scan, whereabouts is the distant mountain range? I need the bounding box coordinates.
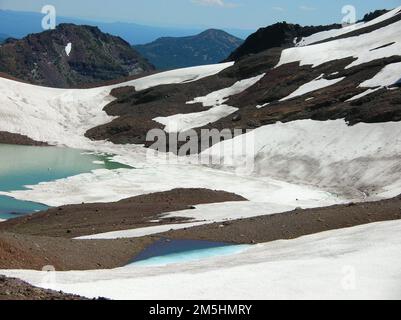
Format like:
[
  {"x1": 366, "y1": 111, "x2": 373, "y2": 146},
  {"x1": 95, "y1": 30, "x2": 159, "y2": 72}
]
[
  {"x1": 0, "y1": 24, "x2": 154, "y2": 88},
  {"x1": 135, "y1": 29, "x2": 243, "y2": 70},
  {"x1": 0, "y1": 10, "x2": 252, "y2": 45}
]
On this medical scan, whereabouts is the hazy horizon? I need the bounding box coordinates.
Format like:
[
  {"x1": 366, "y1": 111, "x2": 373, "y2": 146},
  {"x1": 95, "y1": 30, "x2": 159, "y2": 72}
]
[{"x1": 0, "y1": 0, "x2": 399, "y2": 30}]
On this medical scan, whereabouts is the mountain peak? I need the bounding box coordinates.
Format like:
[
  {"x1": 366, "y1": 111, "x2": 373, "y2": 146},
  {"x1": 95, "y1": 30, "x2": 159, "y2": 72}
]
[
  {"x1": 227, "y1": 21, "x2": 341, "y2": 61},
  {"x1": 135, "y1": 29, "x2": 243, "y2": 70},
  {"x1": 199, "y1": 29, "x2": 230, "y2": 36},
  {"x1": 0, "y1": 24, "x2": 154, "y2": 88}
]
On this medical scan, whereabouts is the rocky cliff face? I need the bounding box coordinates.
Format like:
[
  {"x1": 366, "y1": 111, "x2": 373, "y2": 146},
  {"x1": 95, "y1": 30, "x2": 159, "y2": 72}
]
[{"x1": 0, "y1": 24, "x2": 154, "y2": 88}]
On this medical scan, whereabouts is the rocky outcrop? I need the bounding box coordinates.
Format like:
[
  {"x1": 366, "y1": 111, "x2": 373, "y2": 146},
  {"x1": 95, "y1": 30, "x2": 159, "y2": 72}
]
[
  {"x1": 0, "y1": 276, "x2": 86, "y2": 300},
  {"x1": 0, "y1": 131, "x2": 49, "y2": 146},
  {"x1": 226, "y1": 22, "x2": 341, "y2": 61},
  {"x1": 0, "y1": 24, "x2": 154, "y2": 88},
  {"x1": 361, "y1": 9, "x2": 390, "y2": 22}
]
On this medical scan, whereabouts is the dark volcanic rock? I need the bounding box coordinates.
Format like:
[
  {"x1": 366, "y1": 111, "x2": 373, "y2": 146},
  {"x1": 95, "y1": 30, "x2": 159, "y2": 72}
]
[
  {"x1": 0, "y1": 23, "x2": 154, "y2": 88},
  {"x1": 0, "y1": 131, "x2": 49, "y2": 146},
  {"x1": 361, "y1": 9, "x2": 390, "y2": 22},
  {"x1": 0, "y1": 276, "x2": 86, "y2": 300},
  {"x1": 85, "y1": 49, "x2": 281, "y2": 145},
  {"x1": 135, "y1": 29, "x2": 243, "y2": 70},
  {"x1": 226, "y1": 22, "x2": 341, "y2": 61}
]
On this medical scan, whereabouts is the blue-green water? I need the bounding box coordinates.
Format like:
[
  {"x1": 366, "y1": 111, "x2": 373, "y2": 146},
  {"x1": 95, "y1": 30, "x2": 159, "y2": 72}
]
[
  {"x1": 0, "y1": 144, "x2": 131, "y2": 220},
  {"x1": 130, "y1": 239, "x2": 251, "y2": 267}
]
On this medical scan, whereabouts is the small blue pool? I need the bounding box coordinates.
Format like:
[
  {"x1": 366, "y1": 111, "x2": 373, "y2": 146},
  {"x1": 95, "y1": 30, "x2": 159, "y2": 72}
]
[{"x1": 130, "y1": 239, "x2": 251, "y2": 266}]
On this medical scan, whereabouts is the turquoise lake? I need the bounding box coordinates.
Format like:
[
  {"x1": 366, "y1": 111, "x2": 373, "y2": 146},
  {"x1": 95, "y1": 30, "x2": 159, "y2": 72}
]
[{"x1": 0, "y1": 144, "x2": 130, "y2": 220}]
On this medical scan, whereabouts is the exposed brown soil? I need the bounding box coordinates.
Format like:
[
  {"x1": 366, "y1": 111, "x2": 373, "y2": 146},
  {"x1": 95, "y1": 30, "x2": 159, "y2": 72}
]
[
  {"x1": 159, "y1": 196, "x2": 401, "y2": 244},
  {"x1": 0, "y1": 232, "x2": 155, "y2": 271},
  {"x1": 1, "y1": 196, "x2": 401, "y2": 300},
  {"x1": 0, "y1": 132, "x2": 49, "y2": 146},
  {"x1": 1, "y1": 190, "x2": 400, "y2": 272},
  {"x1": 0, "y1": 188, "x2": 244, "y2": 273},
  {"x1": 0, "y1": 276, "x2": 86, "y2": 300},
  {"x1": 0, "y1": 189, "x2": 246, "y2": 238}
]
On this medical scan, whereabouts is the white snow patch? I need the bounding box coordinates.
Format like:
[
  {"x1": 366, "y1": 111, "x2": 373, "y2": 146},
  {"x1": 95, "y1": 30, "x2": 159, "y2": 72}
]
[
  {"x1": 186, "y1": 74, "x2": 265, "y2": 107},
  {"x1": 201, "y1": 119, "x2": 401, "y2": 198},
  {"x1": 346, "y1": 62, "x2": 401, "y2": 101},
  {"x1": 154, "y1": 105, "x2": 238, "y2": 133},
  {"x1": 295, "y1": 6, "x2": 401, "y2": 47},
  {"x1": 256, "y1": 102, "x2": 270, "y2": 109},
  {"x1": 65, "y1": 43, "x2": 72, "y2": 56},
  {"x1": 278, "y1": 17, "x2": 401, "y2": 69},
  {"x1": 78, "y1": 222, "x2": 207, "y2": 240},
  {"x1": 77, "y1": 201, "x2": 295, "y2": 239},
  {"x1": 345, "y1": 88, "x2": 381, "y2": 102},
  {"x1": 154, "y1": 74, "x2": 265, "y2": 132},
  {"x1": 0, "y1": 163, "x2": 337, "y2": 208},
  {"x1": 3, "y1": 220, "x2": 401, "y2": 300},
  {"x1": 280, "y1": 76, "x2": 345, "y2": 101},
  {"x1": 360, "y1": 62, "x2": 401, "y2": 88}
]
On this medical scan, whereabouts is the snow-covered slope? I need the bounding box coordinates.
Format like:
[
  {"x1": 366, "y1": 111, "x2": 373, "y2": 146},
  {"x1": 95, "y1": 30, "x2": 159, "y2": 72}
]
[
  {"x1": 0, "y1": 63, "x2": 233, "y2": 148},
  {"x1": 278, "y1": 11, "x2": 401, "y2": 69},
  {"x1": 360, "y1": 61, "x2": 401, "y2": 87},
  {"x1": 2, "y1": 220, "x2": 401, "y2": 300},
  {"x1": 279, "y1": 74, "x2": 345, "y2": 101},
  {"x1": 295, "y1": 6, "x2": 401, "y2": 46},
  {"x1": 154, "y1": 74, "x2": 265, "y2": 132},
  {"x1": 202, "y1": 119, "x2": 401, "y2": 199}
]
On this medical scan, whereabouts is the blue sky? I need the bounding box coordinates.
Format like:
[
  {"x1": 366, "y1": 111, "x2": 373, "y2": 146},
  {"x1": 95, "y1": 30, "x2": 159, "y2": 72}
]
[{"x1": 0, "y1": 0, "x2": 399, "y2": 29}]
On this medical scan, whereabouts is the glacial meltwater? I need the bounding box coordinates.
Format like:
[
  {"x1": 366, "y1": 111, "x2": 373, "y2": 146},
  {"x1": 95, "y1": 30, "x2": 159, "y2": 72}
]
[
  {"x1": 0, "y1": 144, "x2": 131, "y2": 220},
  {"x1": 130, "y1": 239, "x2": 251, "y2": 266}
]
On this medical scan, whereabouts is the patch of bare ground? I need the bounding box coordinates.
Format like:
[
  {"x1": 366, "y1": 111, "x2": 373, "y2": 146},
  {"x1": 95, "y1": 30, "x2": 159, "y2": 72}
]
[
  {"x1": 1, "y1": 191, "x2": 401, "y2": 272},
  {"x1": 158, "y1": 196, "x2": 401, "y2": 244},
  {"x1": 0, "y1": 189, "x2": 245, "y2": 271},
  {"x1": 0, "y1": 275, "x2": 87, "y2": 300},
  {"x1": 0, "y1": 189, "x2": 246, "y2": 238},
  {"x1": 0, "y1": 232, "x2": 155, "y2": 271},
  {"x1": 0, "y1": 132, "x2": 49, "y2": 146}
]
